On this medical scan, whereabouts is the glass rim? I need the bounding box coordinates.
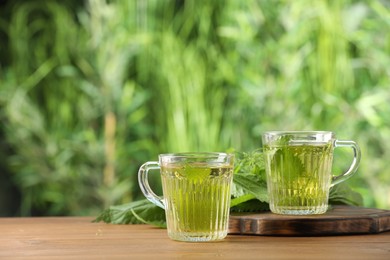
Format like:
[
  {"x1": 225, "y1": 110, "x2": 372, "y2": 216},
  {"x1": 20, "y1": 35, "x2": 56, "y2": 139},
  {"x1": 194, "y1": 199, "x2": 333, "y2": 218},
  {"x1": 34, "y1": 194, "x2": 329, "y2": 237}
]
[
  {"x1": 262, "y1": 131, "x2": 336, "y2": 144},
  {"x1": 159, "y1": 152, "x2": 233, "y2": 159},
  {"x1": 263, "y1": 131, "x2": 335, "y2": 136}
]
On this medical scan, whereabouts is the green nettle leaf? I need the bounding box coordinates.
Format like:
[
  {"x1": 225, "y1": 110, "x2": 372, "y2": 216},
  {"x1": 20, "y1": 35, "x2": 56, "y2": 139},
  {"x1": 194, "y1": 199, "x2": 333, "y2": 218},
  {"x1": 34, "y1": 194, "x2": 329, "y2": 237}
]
[
  {"x1": 232, "y1": 174, "x2": 268, "y2": 203},
  {"x1": 329, "y1": 183, "x2": 363, "y2": 206},
  {"x1": 231, "y1": 199, "x2": 270, "y2": 212},
  {"x1": 184, "y1": 164, "x2": 211, "y2": 183},
  {"x1": 269, "y1": 136, "x2": 306, "y2": 181},
  {"x1": 273, "y1": 148, "x2": 305, "y2": 179},
  {"x1": 93, "y1": 199, "x2": 166, "y2": 228},
  {"x1": 229, "y1": 150, "x2": 269, "y2": 209},
  {"x1": 234, "y1": 150, "x2": 266, "y2": 181},
  {"x1": 230, "y1": 194, "x2": 256, "y2": 207}
]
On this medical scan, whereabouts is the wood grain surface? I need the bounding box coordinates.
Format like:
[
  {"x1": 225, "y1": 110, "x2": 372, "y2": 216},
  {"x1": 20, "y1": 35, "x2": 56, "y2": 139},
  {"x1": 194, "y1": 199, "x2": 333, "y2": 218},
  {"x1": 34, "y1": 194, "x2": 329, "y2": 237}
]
[
  {"x1": 0, "y1": 216, "x2": 390, "y2": 259},
  {"x1": 229, "y1": 205, "x2": 390, "y2": 236}
]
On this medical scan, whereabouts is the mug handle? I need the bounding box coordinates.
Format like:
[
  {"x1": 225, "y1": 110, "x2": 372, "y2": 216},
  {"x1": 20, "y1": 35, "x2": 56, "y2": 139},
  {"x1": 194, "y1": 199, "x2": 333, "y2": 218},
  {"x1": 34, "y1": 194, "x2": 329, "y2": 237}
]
[
  {"x1": 331, "y1": 140, "x2": 361, "y2": 187},
  {"x1": 138, "y1": 161, "x2": 165, "y2": 209}
]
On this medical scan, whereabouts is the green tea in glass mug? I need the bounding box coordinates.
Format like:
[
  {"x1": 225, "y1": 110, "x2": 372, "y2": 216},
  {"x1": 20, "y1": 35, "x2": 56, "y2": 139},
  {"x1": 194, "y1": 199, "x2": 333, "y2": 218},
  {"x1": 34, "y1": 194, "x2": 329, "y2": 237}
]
[
  {"x1": 262, "y1": 131, "x2": 361, "y2": 215},
  {"x1": 138, "y1": 153, "x2": 234, "y2": 242}
]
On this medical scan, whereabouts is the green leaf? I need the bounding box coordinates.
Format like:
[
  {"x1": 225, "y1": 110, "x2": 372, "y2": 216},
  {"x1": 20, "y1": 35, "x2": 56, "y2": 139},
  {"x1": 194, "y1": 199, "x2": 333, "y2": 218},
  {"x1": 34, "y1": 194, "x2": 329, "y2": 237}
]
[
  {"x1": 271, "y1": 144, "x2": 305, "y2": 181},
  {"x1": 231, "y1": 199, "x2": 270, "y2": 213},
  {"x1": 231, "y1": 150, "x2": 268, "y2": 204},
  {"x1": 232, "y1": 173, "x2": 269, "y2": 203},
  {"x1": 93, "y1": 199, "x2": 166, "y2": 227},
  {"x1": 230, "y1": 193, "x2": 256, "y2": 207},
  {"x1": 329, "y1": 182, "x2": 364, "y2": 207},
  {"x1": 184, "y1": 164, "x2": 211, "y2": 183},
  {"x1": 234, "y1": 150, "x2": 266, "y2": 181}
]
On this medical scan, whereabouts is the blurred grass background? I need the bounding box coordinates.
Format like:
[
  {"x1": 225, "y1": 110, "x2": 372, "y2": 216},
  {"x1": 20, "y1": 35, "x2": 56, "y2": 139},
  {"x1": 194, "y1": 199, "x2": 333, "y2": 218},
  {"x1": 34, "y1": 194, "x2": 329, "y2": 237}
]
[{"x1": 0, "y1": 0, "x2": 389, "y2": 216}]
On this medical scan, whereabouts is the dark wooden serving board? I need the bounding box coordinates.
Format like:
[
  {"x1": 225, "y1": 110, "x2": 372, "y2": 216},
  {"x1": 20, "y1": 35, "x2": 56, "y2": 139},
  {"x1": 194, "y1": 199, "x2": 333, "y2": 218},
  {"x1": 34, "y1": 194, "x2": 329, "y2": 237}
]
[{"x1": 228, "y1": 205, "x2": 390, "y2": 236}]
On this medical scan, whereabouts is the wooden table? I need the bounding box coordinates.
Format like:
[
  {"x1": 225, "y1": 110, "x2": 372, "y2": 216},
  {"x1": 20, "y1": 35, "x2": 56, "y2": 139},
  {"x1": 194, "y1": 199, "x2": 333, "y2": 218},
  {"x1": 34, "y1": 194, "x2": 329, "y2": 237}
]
[{"x1": 1, "y1": 217, "x2": 389, "y2": 259}]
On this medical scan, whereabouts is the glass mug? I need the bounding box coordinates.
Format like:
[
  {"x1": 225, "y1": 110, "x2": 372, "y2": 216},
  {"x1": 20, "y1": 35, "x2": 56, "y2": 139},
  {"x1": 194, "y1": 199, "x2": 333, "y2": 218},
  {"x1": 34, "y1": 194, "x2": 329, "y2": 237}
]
[
  {"x1": 138, "y1": 152, "x2": 234, "y2": 242},
  {"x1": 262, "y1": 131, "x2": 361, "y2": 215}
]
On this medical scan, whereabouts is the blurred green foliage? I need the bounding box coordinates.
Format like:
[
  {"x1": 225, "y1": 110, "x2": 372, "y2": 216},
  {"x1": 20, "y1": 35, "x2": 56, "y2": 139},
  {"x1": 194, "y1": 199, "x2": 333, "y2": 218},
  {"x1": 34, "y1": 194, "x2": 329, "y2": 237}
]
[{"x1": 0, "y1": 0, "x2": 389, "y2": 216}]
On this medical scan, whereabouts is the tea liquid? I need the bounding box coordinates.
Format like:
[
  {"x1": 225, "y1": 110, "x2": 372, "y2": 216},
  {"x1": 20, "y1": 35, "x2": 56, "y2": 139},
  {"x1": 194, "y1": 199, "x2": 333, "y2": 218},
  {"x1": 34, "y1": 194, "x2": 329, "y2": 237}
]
[
  {"x1": 161, "y1": 163, "x2": 233, "y2": 241},
  {"x1": 264, "y1": 143, "x2": 333, "y2": 215}
]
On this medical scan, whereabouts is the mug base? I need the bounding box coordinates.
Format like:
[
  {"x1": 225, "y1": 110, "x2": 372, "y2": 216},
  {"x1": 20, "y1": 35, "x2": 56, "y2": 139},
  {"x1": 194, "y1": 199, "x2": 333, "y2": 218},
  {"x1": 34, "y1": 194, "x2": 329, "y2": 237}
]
[
  {"x1": 270, "y1": 205, "x2": 328, "y2": 215},
  {"x1": 168, "y1": 230, "x2": 227, "y2": 242}
]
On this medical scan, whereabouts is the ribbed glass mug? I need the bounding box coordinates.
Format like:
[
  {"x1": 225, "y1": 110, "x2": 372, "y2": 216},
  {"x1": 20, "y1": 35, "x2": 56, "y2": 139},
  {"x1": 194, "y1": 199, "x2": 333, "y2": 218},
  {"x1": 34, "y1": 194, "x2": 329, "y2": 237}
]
[
  {"x1": 138, "y1": 152, "x2": 234, "y2": 242},
  {"x1": 262, "y1": 131, "x2": 361, "y2": 215}
]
